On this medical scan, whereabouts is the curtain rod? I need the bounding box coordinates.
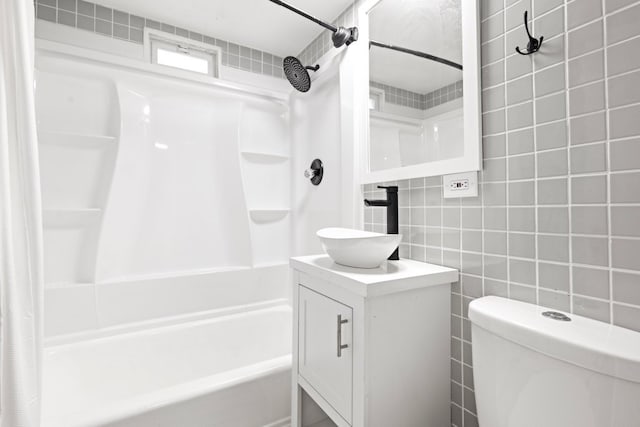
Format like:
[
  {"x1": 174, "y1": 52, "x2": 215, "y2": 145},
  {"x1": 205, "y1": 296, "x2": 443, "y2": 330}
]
[{"x1": 370, "y1": 40, "x2": 463, "y2": 71}]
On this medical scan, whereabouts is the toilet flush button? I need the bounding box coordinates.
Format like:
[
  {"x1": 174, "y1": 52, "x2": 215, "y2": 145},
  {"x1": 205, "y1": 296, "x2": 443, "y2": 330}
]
[{"x1": 542, "y1": 311, "x2": 571, "y2": 322}]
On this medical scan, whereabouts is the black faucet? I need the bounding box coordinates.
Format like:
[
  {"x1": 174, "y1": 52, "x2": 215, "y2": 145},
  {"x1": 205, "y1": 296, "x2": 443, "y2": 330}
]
[{"x1": 364, "y1": 185, "x2": 399, "y2": 260}]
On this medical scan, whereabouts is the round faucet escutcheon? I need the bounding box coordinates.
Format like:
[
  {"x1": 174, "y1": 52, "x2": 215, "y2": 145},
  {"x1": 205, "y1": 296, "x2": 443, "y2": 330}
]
[{"x1": 304, "y1": 159, "x2": 323, "y2": 185}]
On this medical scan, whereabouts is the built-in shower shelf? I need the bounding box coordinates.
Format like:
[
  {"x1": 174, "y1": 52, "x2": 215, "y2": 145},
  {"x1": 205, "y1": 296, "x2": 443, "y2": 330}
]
[
  {"x1": 45, "y1": 282, "x2": 94, "y2": 290},
  {"x1": 43, "y1": 208, "x2": 102, "y2": 224},
  {"x1": 38, "y1": 130, "x2": 117, "y2": 146},
  {"x1": 241, "y1": 151, "x2": 289, "y2": 162},
  {"x1": 249, "y1": 209, "x2": 290, "y2": 223}
]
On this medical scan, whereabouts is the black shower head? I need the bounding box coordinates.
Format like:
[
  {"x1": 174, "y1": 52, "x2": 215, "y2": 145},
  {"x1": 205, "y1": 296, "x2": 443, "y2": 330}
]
[
  {"x1": 332, "y1": 26, "x2": 359, "y2": 48},
  {"x1": 283, "y1": 56, "x2": 320, "y2": 93}
]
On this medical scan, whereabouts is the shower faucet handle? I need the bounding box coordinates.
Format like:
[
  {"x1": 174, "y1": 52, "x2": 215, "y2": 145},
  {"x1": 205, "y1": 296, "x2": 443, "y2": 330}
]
[{"x1": 304, "y1": 158, "x2": 324, "y2": 186}]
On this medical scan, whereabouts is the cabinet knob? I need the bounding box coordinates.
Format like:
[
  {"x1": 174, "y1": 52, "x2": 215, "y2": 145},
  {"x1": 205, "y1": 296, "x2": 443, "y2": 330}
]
[{"x1": 337, "y1": 315, "x2": 349, "y2": 357}]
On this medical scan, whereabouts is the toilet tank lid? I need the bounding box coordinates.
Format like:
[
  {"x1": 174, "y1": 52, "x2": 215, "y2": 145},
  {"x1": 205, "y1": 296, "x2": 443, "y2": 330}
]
[{"x1": 469, "y1": 296, "x2": 640, "y2": 384}]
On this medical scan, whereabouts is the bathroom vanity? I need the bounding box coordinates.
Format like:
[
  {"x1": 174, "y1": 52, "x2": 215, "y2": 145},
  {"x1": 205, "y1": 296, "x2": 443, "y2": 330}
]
[{"x1": 290, "y1": 255, "x2": 458, "y2": 427}]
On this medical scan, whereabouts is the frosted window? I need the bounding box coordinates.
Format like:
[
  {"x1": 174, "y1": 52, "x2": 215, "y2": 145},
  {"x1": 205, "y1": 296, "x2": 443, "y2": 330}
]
[
  {"x1": 156, "y1": 48, "x2": 209, "y2": 74},
  {"x1": 369, "y1": 91, "x2": 383, "y2": 111},
  {"x1": 146, "y1": 31, "x2": 220, "y2": 78}
]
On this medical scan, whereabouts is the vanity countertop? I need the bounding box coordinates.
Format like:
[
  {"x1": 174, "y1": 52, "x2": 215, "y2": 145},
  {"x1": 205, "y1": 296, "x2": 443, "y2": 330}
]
[{"x1": 290, "y1": 255, "x2": 458, "y2": 298}]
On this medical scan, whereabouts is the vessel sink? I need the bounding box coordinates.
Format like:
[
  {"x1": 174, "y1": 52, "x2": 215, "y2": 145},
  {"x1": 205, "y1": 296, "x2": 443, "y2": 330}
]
[{"x1": 316, "y1": 227, "x2": 402, "y2": 269}]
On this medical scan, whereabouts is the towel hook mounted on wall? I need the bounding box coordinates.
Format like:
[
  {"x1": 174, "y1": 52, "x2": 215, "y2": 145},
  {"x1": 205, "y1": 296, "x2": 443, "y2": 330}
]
[{"x1": 515, "y1": 11, "x2": 543, "y2": 55}]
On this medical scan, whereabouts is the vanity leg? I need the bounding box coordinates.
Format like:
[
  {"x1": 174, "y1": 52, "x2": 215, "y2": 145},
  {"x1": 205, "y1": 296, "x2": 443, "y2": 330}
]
[
  {"x1": 291, "y1": 384, "x2": 302, "y2": 427},
  {"x1": 291, "y1": 271, "x2": 302, "y2": 426}
]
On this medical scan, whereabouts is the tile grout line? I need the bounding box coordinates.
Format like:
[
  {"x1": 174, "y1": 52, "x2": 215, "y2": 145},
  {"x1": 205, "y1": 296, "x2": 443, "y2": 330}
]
[
  {"x1": 504, "y1": 0, "x2": 510, "y2": 304},
  {"x1": 601, "y1": 0, "x2": 614, "y2": 324},
  {"x1": 562, "y1": 0, "x2": 574, "y2": 314},
  {"x1": 532, "y1": 0, "x2": 542, "y2": 308}
]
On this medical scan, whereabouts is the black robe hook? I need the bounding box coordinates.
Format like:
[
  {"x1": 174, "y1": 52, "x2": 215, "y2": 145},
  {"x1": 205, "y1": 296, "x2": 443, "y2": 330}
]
[{"x1": 515, "y1": 11, "x2": 543, "y2": 55}]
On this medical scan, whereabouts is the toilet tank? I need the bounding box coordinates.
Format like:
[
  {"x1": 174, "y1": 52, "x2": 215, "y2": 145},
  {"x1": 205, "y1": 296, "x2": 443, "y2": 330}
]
[{"x1": 469, "y1": 296, "x2": 640, "y2": 427}]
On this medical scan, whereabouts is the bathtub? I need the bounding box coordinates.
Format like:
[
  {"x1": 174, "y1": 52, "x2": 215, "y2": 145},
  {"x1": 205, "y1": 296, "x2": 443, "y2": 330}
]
[
  {"x1": 42, "y1": 302, "x2": 292, "y2": 427},
  {"x1": 36, "y1": 40, "x2": 294, "y2": 427}
]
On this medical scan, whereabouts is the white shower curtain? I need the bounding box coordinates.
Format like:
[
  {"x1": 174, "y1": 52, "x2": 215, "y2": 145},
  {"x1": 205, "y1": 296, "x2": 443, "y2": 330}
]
[{"x1": 0, "y1": 0, "x2": 44, "y2": 426}]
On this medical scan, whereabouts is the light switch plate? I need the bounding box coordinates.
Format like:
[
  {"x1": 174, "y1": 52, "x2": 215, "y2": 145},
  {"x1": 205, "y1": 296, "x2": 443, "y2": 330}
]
[{"x1": 443, "y1": 171, "x2": 478, "y2": 198}]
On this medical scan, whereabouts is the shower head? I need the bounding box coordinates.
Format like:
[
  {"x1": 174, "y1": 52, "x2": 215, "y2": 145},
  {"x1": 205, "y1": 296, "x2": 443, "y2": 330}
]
[
  {"x1": 332, "y1": 26, "x2": 359, "y2": 48},
  {"x1": 283, "y1": 56, "x2": 320, "y2": 93}
]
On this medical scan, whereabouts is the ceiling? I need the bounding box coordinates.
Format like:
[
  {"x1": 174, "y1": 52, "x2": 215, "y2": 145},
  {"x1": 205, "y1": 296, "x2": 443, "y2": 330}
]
[
  {"x1": 93, "y1": 0, "x2": 354, "y2": 57},
  {"x1": 369, "y1": 0, "x2": 462, "y2": 94}
]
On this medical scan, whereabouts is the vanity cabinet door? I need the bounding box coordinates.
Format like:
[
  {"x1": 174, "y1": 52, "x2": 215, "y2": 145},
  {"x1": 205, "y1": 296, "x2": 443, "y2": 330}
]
[{"x1": 298, "y1": 285, "x2": 353, "y2": 424}]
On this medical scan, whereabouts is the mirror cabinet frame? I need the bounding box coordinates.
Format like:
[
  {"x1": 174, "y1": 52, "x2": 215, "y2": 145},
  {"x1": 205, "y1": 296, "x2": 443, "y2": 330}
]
[{"x1": 355, "y1": 0, "x2": 482, "y2": 184}]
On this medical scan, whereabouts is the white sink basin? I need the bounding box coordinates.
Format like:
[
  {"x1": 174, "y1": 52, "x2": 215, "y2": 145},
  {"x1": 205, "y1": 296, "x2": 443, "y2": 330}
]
[{"x1": 316, "y1": 228, "x2": 402, "y2": 269}]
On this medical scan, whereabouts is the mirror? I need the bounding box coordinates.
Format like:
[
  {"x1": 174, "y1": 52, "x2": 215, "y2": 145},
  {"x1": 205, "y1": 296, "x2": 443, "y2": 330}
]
[{"x1": 363, "y1": 0, "x2": 481, "y2": 182}]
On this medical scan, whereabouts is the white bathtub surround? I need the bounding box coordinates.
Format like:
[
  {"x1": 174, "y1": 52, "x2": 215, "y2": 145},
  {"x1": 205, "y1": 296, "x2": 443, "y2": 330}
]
[
  {"x1": 35, "y1": 41, "x2": 292, "y2": 336},
  {"x1": 0, "y1": 0, "x2": 44, "y2": 425},
  {"x1": 34, "y1": 38, "x2": 295, "y2": 427},
  {"x1": 369, "y1": 98, "x2": 464, "y2": 173},
  {"x1": 290, "y1": 50, "x2": 364, "y2": 257},
  {"x1": 45, "y1": 265, "x2": 290, "y2": 338},
  {"x1": 290, "y1": 255, "x2": 457, "y2": 426},
  {"x1": 43, "y1": 303, "x2": 292, "y2": 427}
]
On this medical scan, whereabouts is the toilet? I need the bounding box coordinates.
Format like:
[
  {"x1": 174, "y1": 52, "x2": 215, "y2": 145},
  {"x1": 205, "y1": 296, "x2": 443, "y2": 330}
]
[{"x1": 469, "y1": 296, "x2": 640, "y2": 427}]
